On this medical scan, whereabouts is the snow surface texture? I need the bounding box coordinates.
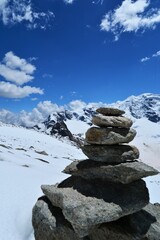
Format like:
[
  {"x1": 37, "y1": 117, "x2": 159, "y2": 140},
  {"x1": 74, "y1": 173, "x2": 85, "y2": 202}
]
[
  {"x1": 0, "y1": 93, "x2": 160, "y2": 240},
  {"x1": 0, "y1": 125, "x2": 86, "y2": 240}
]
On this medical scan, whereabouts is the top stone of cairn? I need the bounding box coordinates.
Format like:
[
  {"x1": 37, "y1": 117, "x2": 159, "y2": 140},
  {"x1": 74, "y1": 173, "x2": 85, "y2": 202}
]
[{"x1": 96, "y1": 107, "x2": 125, "y2": 116}]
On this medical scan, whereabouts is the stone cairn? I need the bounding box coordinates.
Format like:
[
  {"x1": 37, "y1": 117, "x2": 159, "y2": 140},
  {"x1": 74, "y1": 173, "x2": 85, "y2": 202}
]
[{"x1": 32, "y1": 108, "x2": 160, "y2": 240}]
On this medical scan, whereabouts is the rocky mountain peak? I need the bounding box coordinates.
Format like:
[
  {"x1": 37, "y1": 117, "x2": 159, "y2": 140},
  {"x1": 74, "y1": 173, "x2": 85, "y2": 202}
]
[{"x1": 113, "y1": 93, "x2": 160, "y2": 123}]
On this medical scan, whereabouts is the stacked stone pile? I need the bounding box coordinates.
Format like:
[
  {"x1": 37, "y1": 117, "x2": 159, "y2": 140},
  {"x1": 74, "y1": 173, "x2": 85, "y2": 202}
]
[{"x1": 32, "y1": 108, "x2": 160, "y2": 240}]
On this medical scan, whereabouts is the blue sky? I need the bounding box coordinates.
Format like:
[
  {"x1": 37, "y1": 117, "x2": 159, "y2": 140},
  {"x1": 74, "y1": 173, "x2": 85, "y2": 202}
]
[{"x1": 0, "y1": 0, "x2": 160, "y2": 112}]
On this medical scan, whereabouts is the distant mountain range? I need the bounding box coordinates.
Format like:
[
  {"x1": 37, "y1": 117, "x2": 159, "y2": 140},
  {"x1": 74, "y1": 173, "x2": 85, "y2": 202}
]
[
  {"x1": 111, "y1": 93, "x2": 160, "y2": 123},
  {"x1": 0, "y1": 93, "x2": 160, "y2": 155},
  {"x1": 32, "y1": 93, "x2": 160, "y2": 143}
]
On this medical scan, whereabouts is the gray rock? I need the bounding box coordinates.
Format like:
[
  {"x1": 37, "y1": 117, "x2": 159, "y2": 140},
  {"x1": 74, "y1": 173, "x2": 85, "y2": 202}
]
[
  {"x1": 89, "y1": 203, "x2": 160, "y2": 240},
  {"x1": 32, "y1": 196, "x2": 81, "y2": 240},
  {"x1": 41, "y1": 185, "x2": 122, "y2": 237},
  {"x1": 82, "y1": 144, "x2": 139, "y2": 163},
  {"x1": 113, "y1": 203, "x2": 160, "y2": 240},
  {"x1": 58, "y1": 177, "x2": 149, "y2": 212},
  {"x1": 96, "y1": 107, "x2": 125, "y2": 116},
  {"x1": 92, "y1": 115, "x2": 133, "y2": 128},
  {"x1": 85, "y1": 127, "x2": 136, "y2": 145},
  {"x1": 32, "y1": 198, "x2": 160, "y2": 240},
  {"x1": 42, "y1": 177, "x2": 149, "y2": 237},
  {"x1": 143, "y1": 203, "x2": 160, "y2": 240},
  {"x1": 32, "y1": 196, "x2": 133, "y2": 240},
  {"x1": 63, "y1": 160, "x2": 159, "y2": 184}
]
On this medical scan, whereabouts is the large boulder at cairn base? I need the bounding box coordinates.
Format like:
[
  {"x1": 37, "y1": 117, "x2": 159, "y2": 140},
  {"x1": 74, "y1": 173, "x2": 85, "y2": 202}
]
[
  {"x1": 33, "y1": 198, "x2": 160, "y2": 240},
  {"x1": 41, "y1": 177, "x2": 149, "y2": 237},
  {"x1": 85, "y1": 127, "x2": 136, "y2": 145},
  {"x1": 63, "y1": 160, "x2": 159, "y2": 184},
  {"x1": 32, "y1": 196, "x2": 81, "y2": 240},
  {"x1": 82, "y1": 144, "x2": 139, "y2": 163},
  {"x1": 92, "y1": 115, "x2": 133, "y2": 128},
  {"x1": 96, "y1": 107, "x2": 125, "y2": 116}
]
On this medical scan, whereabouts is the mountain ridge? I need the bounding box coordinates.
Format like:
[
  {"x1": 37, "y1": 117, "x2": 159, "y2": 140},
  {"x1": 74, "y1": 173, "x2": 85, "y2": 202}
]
[{"x1": 32, "y1": 93, "x2": 160, "y2": 142}]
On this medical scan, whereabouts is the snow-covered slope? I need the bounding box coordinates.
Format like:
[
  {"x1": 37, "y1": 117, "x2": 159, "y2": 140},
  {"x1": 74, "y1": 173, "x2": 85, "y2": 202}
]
[
  {"x1": 0, "y1": 121, "x2": 160, "y2": 240},
  {"x1": 0, "y1": 125, "x2": 86, "y2": 240}
]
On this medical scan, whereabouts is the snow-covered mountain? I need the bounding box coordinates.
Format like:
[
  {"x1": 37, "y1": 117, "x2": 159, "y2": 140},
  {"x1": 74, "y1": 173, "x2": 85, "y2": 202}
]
[
  {"x1": 32, "y1": 93, "x2": 160, "y2": 147},
  {"x1": 33, "y1": 108, "x2": 95, "y2": 145},
  {"x1": 112, "y1": 93, "x2": 160, "y2": 123}
]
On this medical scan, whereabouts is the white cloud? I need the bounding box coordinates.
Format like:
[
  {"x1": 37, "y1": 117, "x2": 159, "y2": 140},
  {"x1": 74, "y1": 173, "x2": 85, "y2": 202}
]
[
  {"x1": 0, "y1": 64, "x2": 34, "y2": 85},
  {"x1": 68, "y1": 100, "x2": 87, "y2": 113},
  {"x1": 0, "y1": 99, "x2": 108, "y2": 127},
  {"x1": 152, "y1": 50, "x2": 160, "y2": 57},
  {"x1": 31, "y1": 97, "x2": 38, "y2": 101},
  {"x1": 36, "y1": 101, "x2": 63, "y2": 117},
  {"x1": 0, "y1": 51, "x2": 35, "y2": 85},
  {"x1": 64, "y1": 0, "x2": 75, "y2": 4},
  {"x1": 100, "y1": 0, "x2": 160, "y2": 40},
  {"x1": 141, "y1": 50, "x2": 160, "y2": 62},
  {"x1": 0, "y1": 100, "x2": 62, "y2": 127},
  {"x1": 0, "y1": 51, "x2": 43, "y2": 98},
  {"x1": 140, "y1": 56, "x2": 150, "y2": 62},
  {"x1": 0, "y1": 81, "x2": 43, "y2": 98},
  {"x1": 0, "y1": 0, "x2": 54, "y2": 29},
  {"x1": 4, "y1": 51, "x2": 36, "y2": 74}
]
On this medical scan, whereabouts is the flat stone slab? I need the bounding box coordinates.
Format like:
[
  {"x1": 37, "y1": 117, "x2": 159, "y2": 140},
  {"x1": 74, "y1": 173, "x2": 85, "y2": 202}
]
[
  {"x1": 41, "y1": 186, "x2": 122, "y2": 237},
  {"x1": 92, "y1": 115, "x2": 133, "y2": 128},
  {"x1": 85, "y1": 127, "x2": 136, "y2": 145},
  {"x1": 42, "y1": 177, "x2": 149, "y2": 237},
  {"x1": 82, "y1": 144, "x2": 139, "y2": 163},
  {"x1": 96, "y1": 107, "x2": 125, "y2": 116},
  {"x1": 63, "y1": 160, "x2": 159, "y2": 184}
]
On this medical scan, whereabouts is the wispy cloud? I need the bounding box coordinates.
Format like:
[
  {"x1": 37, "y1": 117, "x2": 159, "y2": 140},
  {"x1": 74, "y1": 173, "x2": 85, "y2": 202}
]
[
  {"x1": 0, "y1": 51, "x2": 43, "y2": 98},
  {"x1": 140, "y1": 50, "x2": 160, "y2": 62},
  {"x1": 92, "y1": 0, "x2": 104, "y2": 5},
  {"x1": 0, "y1": 0, "x2": 54, "y2": 29},
  {"x1": 42, "y1": 73, "x2": 53, "y2": 79},
  {"x1": 31, "y1": 97, "x2": 38, "y2": 101},
  {"x1": 140, "y1": 56, "x2": 150, "y2": 62},
  {"x1": 100, "y1": 0, "x2": 160, "y2": 40},
  {"x1": 152, "y1": 50, "x2": 160, "y2": 58},
  {"x1": 28, "y1": 57, "x2": 38, "y2": 62},
  {"x1": 64, "y1": 0, "x2": 75, "y2": 4}
]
